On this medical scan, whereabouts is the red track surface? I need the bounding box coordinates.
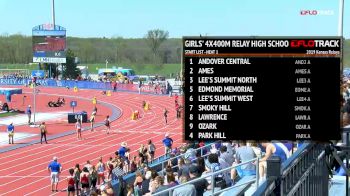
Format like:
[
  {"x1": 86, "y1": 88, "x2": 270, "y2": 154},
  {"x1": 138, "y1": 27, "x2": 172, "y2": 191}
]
[{"x1": 0, "y1": 87, "x2": 183, "y2": 196}]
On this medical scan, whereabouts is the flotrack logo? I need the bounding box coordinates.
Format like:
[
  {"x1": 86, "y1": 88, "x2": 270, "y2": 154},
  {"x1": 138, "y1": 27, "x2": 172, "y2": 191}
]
[{"x1": 300, "y1": 10, "x2": 334, "y2": 16}]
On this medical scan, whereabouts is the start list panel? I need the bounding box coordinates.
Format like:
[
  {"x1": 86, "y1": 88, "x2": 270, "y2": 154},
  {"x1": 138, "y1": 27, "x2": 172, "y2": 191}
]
[{"x1": 183, "y1": 36, "x2": 341, "y2": 141}]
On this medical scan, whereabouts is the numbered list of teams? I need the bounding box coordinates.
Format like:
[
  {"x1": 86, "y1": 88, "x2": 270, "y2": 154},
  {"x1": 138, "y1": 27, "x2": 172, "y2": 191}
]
[{"x1": 183, "y1": 37, "x2": 341, "y2": 141}]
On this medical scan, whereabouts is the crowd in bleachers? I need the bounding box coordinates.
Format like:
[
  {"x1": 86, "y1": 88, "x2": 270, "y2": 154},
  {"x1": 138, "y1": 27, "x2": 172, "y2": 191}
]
[{"x1": 105, "y1": 140, "x2": 294, "y2": 196}]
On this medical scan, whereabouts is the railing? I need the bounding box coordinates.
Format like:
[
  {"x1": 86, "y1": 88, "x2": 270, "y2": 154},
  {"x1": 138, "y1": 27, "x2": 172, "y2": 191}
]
[
  {"x1": 153, "y1": 157, "x2": 260, "y2": 196},
  {"x1": 253, "y1": 142, "x2": 328, "y2": 196}
]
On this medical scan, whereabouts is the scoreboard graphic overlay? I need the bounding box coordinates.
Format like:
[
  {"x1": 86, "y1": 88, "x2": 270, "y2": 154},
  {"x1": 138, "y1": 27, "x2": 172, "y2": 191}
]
[{"x1": 183, "y1": 37, "x2": 341, "y2": 141}]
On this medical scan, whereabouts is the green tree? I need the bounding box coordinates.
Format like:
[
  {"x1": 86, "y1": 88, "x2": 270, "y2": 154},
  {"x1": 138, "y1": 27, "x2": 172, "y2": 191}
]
[
  {"x1": 62, "y1": 49, "x2": 81, "y2": 79},
  {"x1": 145, "y1": 29, "x2": 169, "y2": 64}
]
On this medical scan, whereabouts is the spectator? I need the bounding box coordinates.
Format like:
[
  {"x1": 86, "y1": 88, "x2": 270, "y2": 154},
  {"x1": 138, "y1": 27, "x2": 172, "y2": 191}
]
[
  {"x1": 248, "y1": 141, "x2": 262, "y2": 158},
  {"x1": 165, "y1": 172, "x2": 178, "y2": 187},
  {"x1": 124, "y1": 148, "x2": 131, "y2": 173},
  {"x1": 101, "y1": 181, "x2": 114, "y2": 196},
  {"x1": 130, "y1": 155, "x2": 137, "y2": 173},
  {"x1": 112, "y1": 162, "x2": 125, "y2": 180},
  {"x1": 151, "y1": 176, "x2": 169, "y2": 196},
  {"x1": 202, "y1": 153, "x2": 224, "y2": 187},
  {"x1": 48, "y1": 156, "x2": 62, "y2": 192},
  {"x1": 178, "y1": 159, "x2": 191, "y2": 178},
  {"x1": 173, "y1": 175, "x2": 196, "y2": 196},
  {"x1": 259, "y1": 142, "x2": 288, "y2": 179},
  {"x1": 134, "y1": 171, "x2": 143, "y2": 189},
  {"x1": 189, "y1": 165, "x2": 210, "y2": 196},
  {"x1": 142, "y1": 171, "x2": 152, "y2": 195},
  {"x1": 195, "y1": 152, "x2": 206, "y2": 176},
  {"x1": 126, "y1": 183, "x2": 135, "y2": 196},
  {"x1": 231, "y1": 141, "x2": 256, "y2": 182},
  {"x1": 148, "y1": 170, "x2": 159, "y2": 193},
  {"x1": 167, "y1": 153, "x2": 178, "y2": 173},
  {"x1": 162, "y1": 133, "x2": 173, "y2": 155},
  {"x1": 219, "y1": 145, "x2": 234, "y2": 185}
]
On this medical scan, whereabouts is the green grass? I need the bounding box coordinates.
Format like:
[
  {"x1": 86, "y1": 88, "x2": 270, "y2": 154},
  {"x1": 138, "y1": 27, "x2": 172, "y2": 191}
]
[
  {"x1": 82, "y1": 63, "x2": 181, "y2": 77},
  {"x1": 0, "y1": 111, "x2": 19, "y2": 118},
  {"x1": 0, "y1": 63, "x2": 182, "y2": 77}
]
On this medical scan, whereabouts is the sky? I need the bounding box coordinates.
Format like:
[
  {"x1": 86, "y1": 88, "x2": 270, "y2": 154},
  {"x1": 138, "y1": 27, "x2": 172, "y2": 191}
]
[{"x1": 0, "y1": 0, "x2": 348, "y2": 38}]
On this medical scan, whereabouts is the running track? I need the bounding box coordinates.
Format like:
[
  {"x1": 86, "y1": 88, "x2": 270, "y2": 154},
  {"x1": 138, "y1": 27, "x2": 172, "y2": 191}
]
[{"x1": 0, "y1": 87, "x2": 183, "y2": 195}]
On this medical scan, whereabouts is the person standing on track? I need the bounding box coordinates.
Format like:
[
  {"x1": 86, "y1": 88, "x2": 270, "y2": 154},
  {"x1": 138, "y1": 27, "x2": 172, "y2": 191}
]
[
  {"x1": 148, "y1": 140, "x2": 156, "y2": 163},
  {"x1": 162, "y1": 133, "x2": 173, "y2": 156},
  {"x1": 90, "y1": 113, "x2": 95, "y2": 132},
  {"x1": 96, "y1": 157, "x2": 106, "y2": 186},
  {"x1": 80, "y1": 167, "x2": 90, "y2": 195},
  {"x1": 67, "y1": 168, "x2": 75, "y2": 196},
  {"x1": 48, "y1": 156, "x2": 62, "y2": 192},
  {"x1": 26, "y1": 105, "x2": 32, "y2": 125},
  {"x1": 75, "y1": 119, "x2": 82, "y2": 140},
  {"x1": 39, "y1": 122, "x2": 48, "y2": 144},
  {"x1": 7, "y1": 122, "x2": 14, "y2": 144},
  {"x1": 138, "y1": 80, "x2": 143, "y2": 94},
  {"x1": 164, "y1": 108, "x2": 168, "y2": 125},
  {"x1": 104, "y1": 115, "x2": 111, "y2": 134},
  {"x1": 74, "y1": 164, "x2": 82, "y2": 196}
]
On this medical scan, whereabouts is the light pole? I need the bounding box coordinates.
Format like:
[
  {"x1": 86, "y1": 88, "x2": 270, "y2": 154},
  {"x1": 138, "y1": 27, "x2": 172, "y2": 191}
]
[{"x1": 339, "y1": 0, "x2": 345, "y2": 74}]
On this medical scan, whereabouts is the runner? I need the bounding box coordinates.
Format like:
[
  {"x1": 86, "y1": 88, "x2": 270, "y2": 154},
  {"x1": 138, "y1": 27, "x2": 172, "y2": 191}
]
[
  {"x1": 74, "y1": 164, "x2": 82, "y2": 196},
  {"x1": 113, "y1": 81, "x2": 117, "y2": 92},
  {"x1": 7, "y1": 122, "x2": 14, "y2": 144},
  {"x1": 96, "y1": 157, "x2": 106, "y2": 186},
  {"x1": 138, "y1": 80, "x2": 142, "y2": 94},
  {"x1": 90, "y1": 113, "x2": 95, "y2": 132},
  {"x1": 39, "y1": 122, "x2": 48, "y2": 144},
  {"x1": 106, "y1": 157, "x2": 114, "y2": 181},
  {"x1": 48, "y1": 156, "x2": 62, "y2": 192},
  {"x1": 90, "y1": 165, "x2": 98, "y2": 191},
  {"x1": 75, "y1": 119, "x2": 82, "y2": 140},
  {"x1": 174, "y1": 94, "x2": 179, "y2": 106},
  {"x1": 67, "y1": 168, "x2": 75, "y2": 196},
  {"x1": 80, "y1": 167, "x2": 90, "y2": 195},
  {"x1": 163, "y1": 108, "x2": 168, "y2": 125},
  {"x1": 26, "y1": 105, "x2": 31, "y2": 125},
  {"x1": 104, "y1": 115, "x2": 111, "y2": 134}
]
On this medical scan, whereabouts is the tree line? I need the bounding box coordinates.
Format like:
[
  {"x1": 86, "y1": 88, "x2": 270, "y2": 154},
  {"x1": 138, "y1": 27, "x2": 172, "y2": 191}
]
[
  {"x1": 0, "y1": 32, "x2": 349, "y2": 66},
  {"x1": 0, "y1": 30, "x2": 180, "y2": 65}
]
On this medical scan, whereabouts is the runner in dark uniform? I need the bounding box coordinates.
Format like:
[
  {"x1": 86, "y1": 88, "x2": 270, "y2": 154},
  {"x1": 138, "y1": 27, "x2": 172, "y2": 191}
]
[{"x1": 105, "y1": 115, "x2": 110, "y2": 134}]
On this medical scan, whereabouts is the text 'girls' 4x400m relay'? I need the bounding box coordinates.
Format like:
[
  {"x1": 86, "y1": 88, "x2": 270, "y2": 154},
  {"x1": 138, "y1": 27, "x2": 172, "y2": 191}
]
[{"x1": 183, "y1": 36, "x2": 342, "y2": 141}]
